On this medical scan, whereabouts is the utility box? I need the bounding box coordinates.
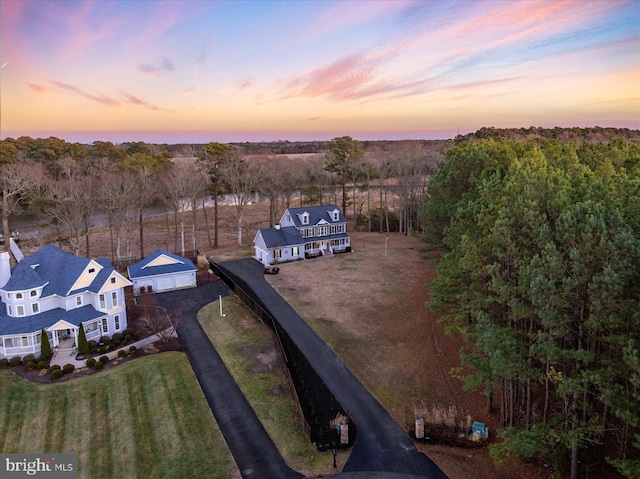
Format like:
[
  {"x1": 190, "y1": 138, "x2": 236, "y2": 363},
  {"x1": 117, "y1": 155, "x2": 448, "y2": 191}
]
[
  {"x1": 472, "y1": 421, "x2": 489, "y2": 440},
  {"x1": 415, "y1": 416, "x2": 425, "y2": 439},
  {"x1": 340, "y1": 422, "x2": 349, "y2": 445}
]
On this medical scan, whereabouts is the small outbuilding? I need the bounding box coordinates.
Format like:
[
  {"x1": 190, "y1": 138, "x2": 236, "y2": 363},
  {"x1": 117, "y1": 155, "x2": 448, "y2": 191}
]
[{"x1": 128, "y1": 249, "x2": 197, "y2": 295}]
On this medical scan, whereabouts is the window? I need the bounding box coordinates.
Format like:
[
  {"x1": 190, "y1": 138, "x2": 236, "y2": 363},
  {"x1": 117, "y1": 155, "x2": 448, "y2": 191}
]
[
  {"x1": 99, "y1": 294, "x2": 106, "y2": 309},
  {"x1": 36, "y1": 333, "x2": 41, "y2": 344},
  {"x1": 330, "y1": 226, "x2": 336, "y2": 234},
  {"x1": 76, "y1": 296, "x2": 82, "y2": 307},
  {"x1": 111, "y1": 277, "x2": 116, "y2": 284},
  {"x1": 292, "y1": 246, "x2": 299, "y2": 256},
  {"x1": 101, "y1": 318, "x2": 108, "y2": 333},
  {"x1": 112, "y1": 291, "x2": 118, "y2": 306},
  {"x1": 306, "y1": 228, "x2": 313, "y2": 237},
  {"x1": 318, "y1": 226, "x2": 328, "y2": 236},
  {"x1": 21, "y1": 336, "x2": 29, "y2": 347},
  {"x1": 8, "y1": 305, "x2": 12, "y2": 315},
  {"x1": 88, "y1": 268, "x2": 95, "y2": 274},
  {"x1": 86, "y1": 321, "x2": 98, "y2": 333},
  {"x1": 301, "y1": 213, "x2": 309, "y2": 225},
  {"x1": 30, "y1": 290, "x2": 37, "y2": 297},
  {"x1": 333, "y1": 211, "x2": 339, "y2": 221},
  {"x1": 16, "y1": 305, "x2": 24, "y2": 316},
  {"x1": 114, "y1": 315, "x2": 120, "y2": 330},
  {"x1": 16, "y1": 293, "x2": 23, "y2": 299},
  {"x1": 32, "y1": 303, "x2": 39, "y2": 314},
  {"x1": 274, "y1": 249, "x2": 282, "y2": 258}
]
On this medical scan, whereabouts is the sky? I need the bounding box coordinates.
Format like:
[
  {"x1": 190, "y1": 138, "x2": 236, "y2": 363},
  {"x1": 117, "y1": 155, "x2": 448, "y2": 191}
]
[{"x1": 1, "y1": 0, "x2": 639, "y2": 144}]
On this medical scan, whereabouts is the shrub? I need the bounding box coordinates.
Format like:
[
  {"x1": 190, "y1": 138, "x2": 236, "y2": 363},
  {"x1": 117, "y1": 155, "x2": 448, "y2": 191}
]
[
  {"x1": 129, "y1": 345, "x2": 137, "y2": 353},
  {"x1": 88, "y1": 340, "x2": 98, "y2": 350},
  {"x1": 113, "y1": 340, "x2": 121, "y2": 348},
  {"x1": 85, "y1": 358, "x2": 96, "y2": 368},
  {"x1": 9, "y1": 356, "x2": 22, "y2": 367},
  {"x1": 99, "y1": 355, "x2": 109, "y2": 364},
  {"x1": 118, "y1": 349, "x2": 127, "y2": 358},
  {"x1": 0, "y1": 358, "x2": 9, "y2": 368},
  {"x1": 93, "y1": 361, "x2": 104, "y2": 370},
  {"x1": 112, "y1": 332, "x2": 124, "y2": 342},
  {"x1": 122, "y1": 328, "x2": 134, "y2": 338},
  {"x1": 25, "y1": 360, "x2": 37, "y2": 370},
  {"x1": 23, "y1": 354, "x2": 36, "y2": 363},
  {"x1": 124, "y1": 335, "x2": 132, "y2": 342},
  {"x1": 40, "y1": 329, "x2": 52, "y2": 359},
  {"x1": 98, "y1": 347, "x2": 107, "y2": 355},
  {"x1": 37, "y1": 360, "x2": 48, "y2": 370},
  {"x1": 51, "y1": 369, "x2": 64, "y2": 379},
  {"x1": 50, "y1": 364, "x2": 61, "y2": 371},
  {"x1": 99, "y1": 336, "x2": 111, "y2": 345},
  {"x1": 62, "y1": 364, "x2": 75, "y2": 374},
  {"x1": 77, "y1": 324, "x2": 89, "y2": 355}
]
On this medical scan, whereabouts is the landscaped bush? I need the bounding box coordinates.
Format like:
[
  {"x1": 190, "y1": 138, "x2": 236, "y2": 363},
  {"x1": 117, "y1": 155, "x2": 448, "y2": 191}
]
[
  {"x1": 93, "y1": 361, "x2": 104, "y2": 370},
  {"x1": 22, "y1": 354, "x2": 36, "y2": 363},
  {"x1": 99, "y1": 355, "x2": 109, "y2": 364},
  {"x1": 129, "y1": 345, "x2": 137, "y2": 353},
  {"x1": 37, "y1": 360, "x2": 48, "y2": 370},
  {"x1": 9, "y1": 356, "x2": 21, "y2": 367},
  {"x1": 51, "y1": 369, "x2": 64, "y2": 379},
  {"x1": 85, "y1": 358, "x2": 96, "y2": 368},
  {"x1": 124, "y1": 334, "x2": 132, "y2": 342},
  {"x1": 112, "y1": 332, "x2": 124, "y2": 342},
  {"x1": 108, "y1": 344, "x2": 115, "y2": 352},
  {"x1": 62, "y1": 364, "x2": 75, "y2": 374},
  {"x1": 24, "y1": 361, "x2": 37, "y2": 370},
  {"x1": 0, "y1": 358, "x2": 9, "y2": 368},
  {"x1": 88, "y1": 340, "x2": 98, "y2": 350},
  {"x1": 113, "y1": 340, "x2": 121, "y2": 347},
  {"x1": 98, "y1": 347, "x2": 107, "y2": 354},
  {"x1": 118, "y1": 349, "x2": 127, "y2": 358},
  {"x1": 99, "y1": 336, "x2": 111, "y2": 345},
  {"x1": 122, "y1": 328, "x2": 134, "y2": 338},
  {"x1": 50, "y1": 364, "x2": 61, "y2": 371}
]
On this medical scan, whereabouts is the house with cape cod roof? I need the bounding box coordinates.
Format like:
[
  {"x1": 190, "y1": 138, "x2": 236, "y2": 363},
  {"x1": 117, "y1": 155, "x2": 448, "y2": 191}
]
[
  {"x1": 254, "y1": 204, "x2": 351, "y2": 266},
  {"x1": 0, "y1": 244, "x2": 132, "y2": 359},
  {"x1": 128, "y1": 249, "x2": 197, "y2": 295}
]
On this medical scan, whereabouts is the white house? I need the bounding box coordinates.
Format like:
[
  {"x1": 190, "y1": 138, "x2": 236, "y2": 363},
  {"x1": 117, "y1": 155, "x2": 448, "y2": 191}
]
[
  {"x1": 127, "y1": 249, "x2": 197, "y2": 295},
  {"x1": 0, "y1": 244, "x2": 132, "y2": 359},
  {"x1": 254, "y1": 204, "x2": 351, "y2": 266}
]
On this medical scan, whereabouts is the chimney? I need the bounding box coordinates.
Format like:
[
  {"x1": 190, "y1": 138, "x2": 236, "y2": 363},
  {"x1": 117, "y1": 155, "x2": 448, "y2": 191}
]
[
  {"x1": 275, "y1": 224, "x2": 281, "y2": 230},
  {"x1": 0, "y1": 251, "x2": 10, "y2": 289}
]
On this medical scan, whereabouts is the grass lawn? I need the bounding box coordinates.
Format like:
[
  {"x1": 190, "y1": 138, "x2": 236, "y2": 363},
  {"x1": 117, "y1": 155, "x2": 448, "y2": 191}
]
[
  {"x1": 199, "y1": 296, "x2": 350, "y2": 475},
  {"x1": 0, "y1": 353, "x2": 237, "y2": 479}
]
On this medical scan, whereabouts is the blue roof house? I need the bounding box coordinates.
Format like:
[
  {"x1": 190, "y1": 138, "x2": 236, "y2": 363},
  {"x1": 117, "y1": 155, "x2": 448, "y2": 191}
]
[
  {"x1": 128, "y1": 249, "x2": 197, "y2": 295},
  {"x1": 0, "y1": 244, "x2": 132, "y2": 359},
  {"x1": 254, "y1": 204, "x2": 351, "y2": 266}
]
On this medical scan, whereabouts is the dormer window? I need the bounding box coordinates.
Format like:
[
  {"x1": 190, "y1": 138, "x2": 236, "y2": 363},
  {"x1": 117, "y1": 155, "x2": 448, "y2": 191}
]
[
  {"x1": 301, "y1": 213, "x2": 309, "y2": 225},
  {"x1": 333, "y1": 211, "x2": 339, "y2": 221},
  {"x1": 16, "y1": 293, "x2": 23, "y2": 299},
  {"x1": 89, "y1": 268, "x2": 95, "y2": 274},
  {"x1": 76, "y1": 297, "x2": 83, "y2": 307},
  {"x1": 30, "y1": 290, "x2": 37, "y2": 297}
]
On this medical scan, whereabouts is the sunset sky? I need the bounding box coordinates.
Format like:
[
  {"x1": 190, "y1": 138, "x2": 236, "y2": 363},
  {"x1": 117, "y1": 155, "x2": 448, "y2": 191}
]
[{"x1": 1, "y1": 0, "x2": 638, "y2": 144}]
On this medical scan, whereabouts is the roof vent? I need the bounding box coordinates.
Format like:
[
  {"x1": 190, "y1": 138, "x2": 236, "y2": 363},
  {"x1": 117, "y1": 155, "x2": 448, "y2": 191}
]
[{"x1": 275, "y1": 224, "x2": 281, "y2": 230}]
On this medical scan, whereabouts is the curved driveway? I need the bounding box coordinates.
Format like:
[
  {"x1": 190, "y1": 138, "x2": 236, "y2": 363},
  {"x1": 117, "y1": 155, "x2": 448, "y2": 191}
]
[
  {"x1": 217, "y1": 258, "x2": 448, "y2": 479},
  {"x1": 154, "y1": 282, "x2": 303, "y2": 479}
]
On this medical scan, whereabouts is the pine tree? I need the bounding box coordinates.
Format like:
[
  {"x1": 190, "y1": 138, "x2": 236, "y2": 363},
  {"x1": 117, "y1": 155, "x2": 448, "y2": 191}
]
[
  {"x1": 40, "y1": 329, "x2": 52, "y2": 359},
  {"x1": 77, "y1": 323, "x2": 89, "y2": 355}
]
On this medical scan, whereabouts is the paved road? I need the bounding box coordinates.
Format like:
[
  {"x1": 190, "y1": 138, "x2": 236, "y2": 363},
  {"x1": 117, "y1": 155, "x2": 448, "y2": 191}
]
[
  {"x1": 217, "y1": 258, "x2": 448, "y2": 479},
  {"x1": 154, "y1": 281, "x2": 304, "y2": 479}
]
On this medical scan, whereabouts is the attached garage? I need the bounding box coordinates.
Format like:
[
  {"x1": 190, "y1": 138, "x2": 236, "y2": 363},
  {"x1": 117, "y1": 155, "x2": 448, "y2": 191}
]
[{"x1": 128, "y1": 249, "x2": 197, "y2": 295}]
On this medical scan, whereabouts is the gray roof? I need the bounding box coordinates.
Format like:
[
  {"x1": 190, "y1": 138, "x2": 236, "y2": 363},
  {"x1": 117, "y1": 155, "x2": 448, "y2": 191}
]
[
  {"x1": 128, "y1": 249, "x2": 197, "y2": 279},
  {"x1": 284, "y1": 204, "x2": 346, "y2": 227},
  {"x1": 258, "y1": 227, "x2": 304, "y2": 248},
  {"x1": 2, "y1": 244, "x2": 114, "y2": 296},
  {"x1": 0, "y1": 304, "x2": 105, "y2": 335}
]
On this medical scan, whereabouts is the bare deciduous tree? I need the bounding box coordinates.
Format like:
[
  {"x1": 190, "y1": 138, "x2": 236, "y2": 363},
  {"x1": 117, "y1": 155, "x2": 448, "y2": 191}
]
[
  {"x1": 138, "y1": 305, "x2": 180, "y2": 344},
  {"x1": 220, "y1": 154, "x2": 264, "y2": 245}
]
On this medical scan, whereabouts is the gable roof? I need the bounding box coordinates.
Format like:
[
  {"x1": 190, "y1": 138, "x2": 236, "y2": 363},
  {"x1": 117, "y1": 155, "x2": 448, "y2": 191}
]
[
  {"x1": 127, "y1": 249, "x2": 197, "y2": 279},
  {"x1": 257, "y1": 226, "x2": 304, "y2": 248},
  {"x1": 2, "y1": 244, "x2": 116, "y2": 296},
  {"x1": 283, "y1": 204, "x2": 346, "y2": 227}
]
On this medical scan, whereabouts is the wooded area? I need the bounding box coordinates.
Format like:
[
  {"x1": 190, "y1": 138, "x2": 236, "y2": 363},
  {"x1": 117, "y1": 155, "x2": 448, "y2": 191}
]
[{"x1": 422, "y1": 138, "x2": 640, "y2": 478}]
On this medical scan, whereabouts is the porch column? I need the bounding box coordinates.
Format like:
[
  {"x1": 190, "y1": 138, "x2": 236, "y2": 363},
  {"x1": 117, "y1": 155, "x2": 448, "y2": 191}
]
[{"x1": 73, "y1": 328, "x2": 78, "y2": 348}]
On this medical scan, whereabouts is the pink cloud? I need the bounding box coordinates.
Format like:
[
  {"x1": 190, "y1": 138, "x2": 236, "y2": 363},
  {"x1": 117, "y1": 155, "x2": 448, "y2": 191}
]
[
  {"x1": 28, "y1": 83, "x2": 47, "y2": 93},
  {"x1": 138, "y1": 57, "x2": 175, "y2": 77},
  {"x1": 122, "y1": 92, "x2": 175, "y2": 114},
  {"x1": 49, "y1": 80, "x2": 120, "y2": 106}
]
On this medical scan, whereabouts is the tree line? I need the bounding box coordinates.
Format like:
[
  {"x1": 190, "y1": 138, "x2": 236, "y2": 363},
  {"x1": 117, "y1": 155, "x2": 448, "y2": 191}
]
[
  {"x1": 0, "y1": 136, "x2": 443, "y2": 261},
  {"x1": 421, "y1": 138, "x2": 640, "y2": 478}
]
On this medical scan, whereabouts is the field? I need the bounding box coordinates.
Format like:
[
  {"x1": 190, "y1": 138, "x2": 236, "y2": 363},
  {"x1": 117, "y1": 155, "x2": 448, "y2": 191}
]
[
  {"x1": 264, "y1": 231, "x2": 542, "y2": 479},
  {"x1": 0, "y1": 353, "x2": 238, "y2": 479}
]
